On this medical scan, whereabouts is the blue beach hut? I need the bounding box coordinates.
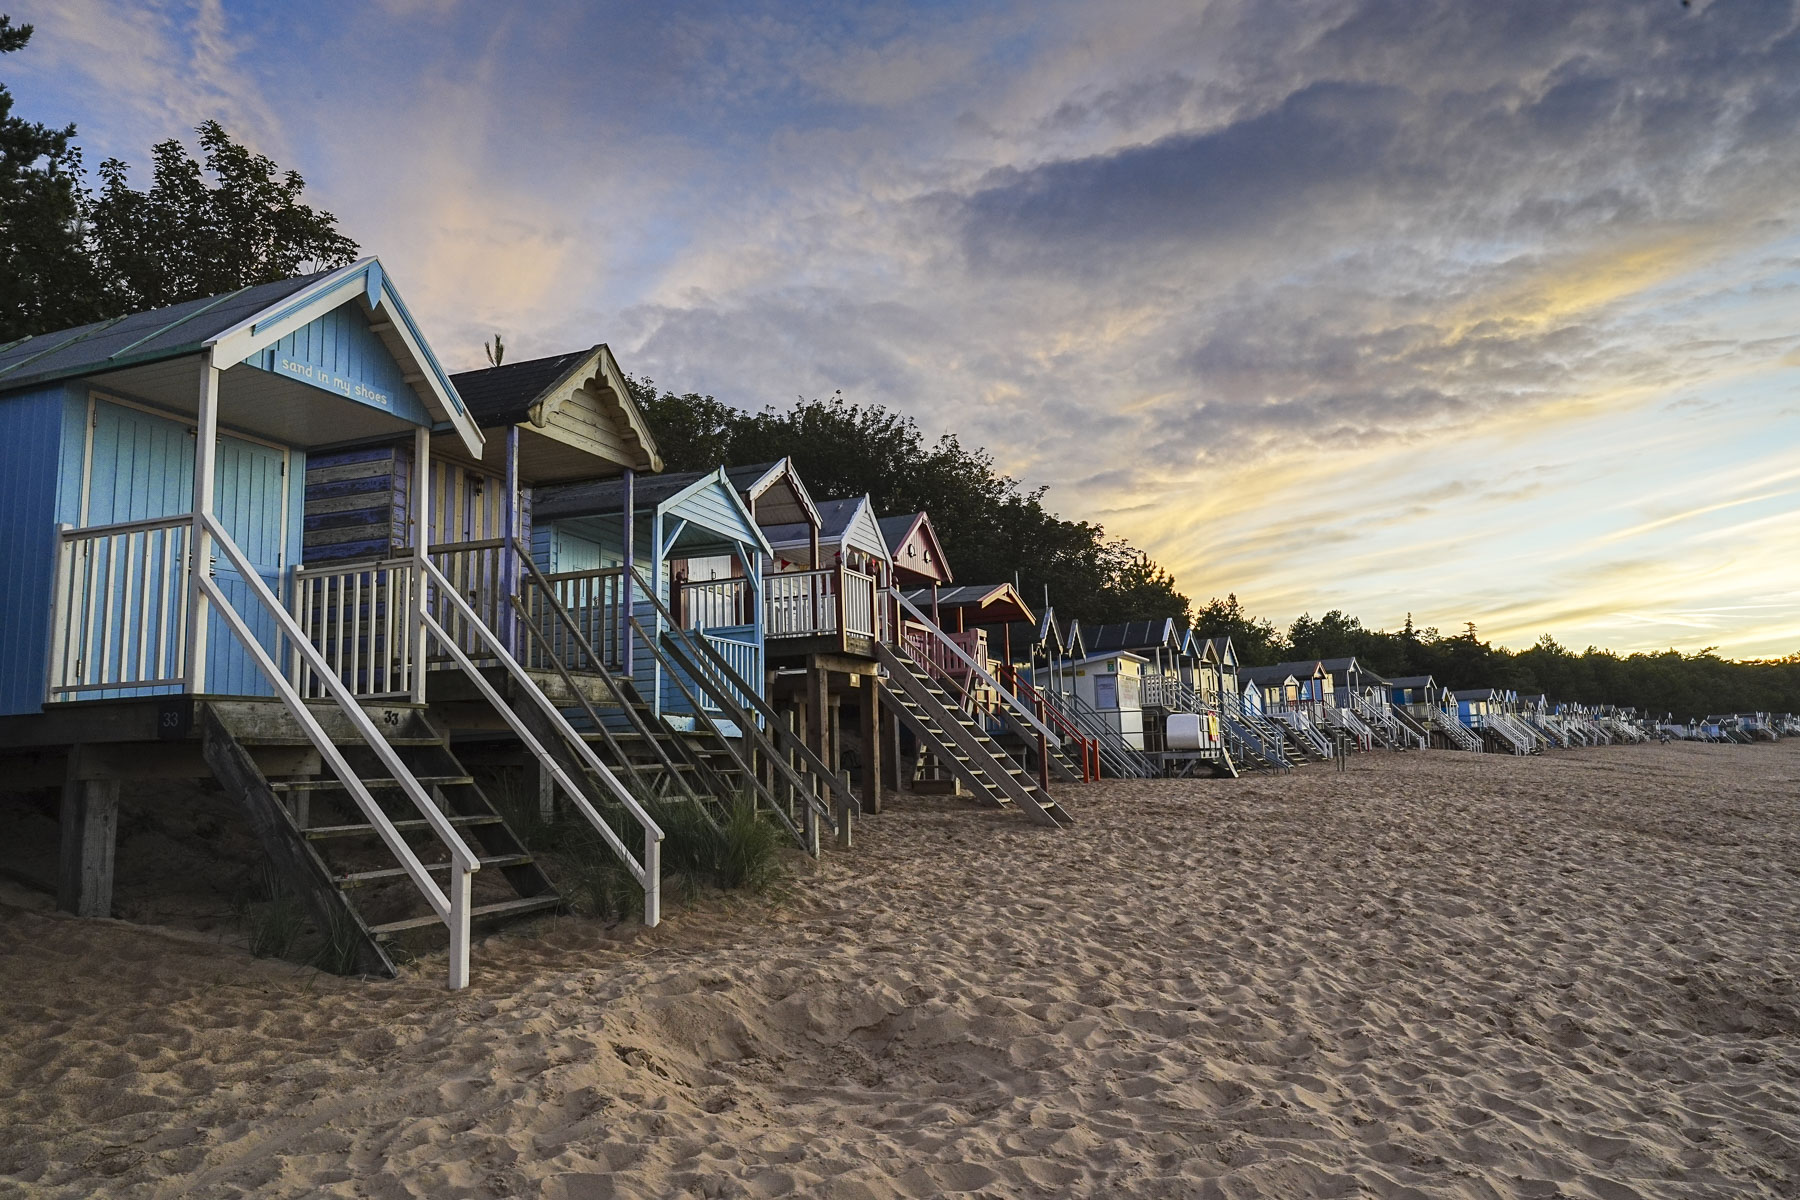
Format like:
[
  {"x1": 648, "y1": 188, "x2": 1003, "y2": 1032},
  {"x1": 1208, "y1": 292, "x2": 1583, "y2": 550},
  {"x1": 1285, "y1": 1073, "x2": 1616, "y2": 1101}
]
[
  {"x1": 531, "y1": 467, "x2": 773, "y2": 726},
  {"x1": 0, "y1": 259, "x2": 481, "y2": 715}
]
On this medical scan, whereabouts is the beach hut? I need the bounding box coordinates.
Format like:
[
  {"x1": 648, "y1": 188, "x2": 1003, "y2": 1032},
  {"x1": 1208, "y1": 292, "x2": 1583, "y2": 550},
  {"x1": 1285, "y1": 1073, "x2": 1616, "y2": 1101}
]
[
  {"x1": 1238, "y1": 665, "x2": 1333, "y2": 760},
  {"x1": 878, "y1": 511, "x2": 952, "y2": 591},
  {"x1": 0, "y1": 260, "x2": 666, "y2": 987},
  {"x1": 531, "y1": 467, "x2": 772, "y2": 725},
  {"x1": 1059, "y1": 649, "x2": 1149, "y2": 751}
]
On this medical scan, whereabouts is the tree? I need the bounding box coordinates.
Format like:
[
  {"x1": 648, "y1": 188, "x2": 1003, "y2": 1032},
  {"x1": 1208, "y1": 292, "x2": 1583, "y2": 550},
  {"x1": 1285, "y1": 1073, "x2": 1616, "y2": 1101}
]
[
  {"x1": 0, "y1": 16, "x2": 104, "y2": 341},
  {"x1": 629, "y1": 380, "x2": 1189, "y2": 625},
  {"x1": 85, "y1": 120, "x2": 358, "y2": 312},
  {"x1": 1192, "y1": 594, "x2": 1285, "y2": 664}
]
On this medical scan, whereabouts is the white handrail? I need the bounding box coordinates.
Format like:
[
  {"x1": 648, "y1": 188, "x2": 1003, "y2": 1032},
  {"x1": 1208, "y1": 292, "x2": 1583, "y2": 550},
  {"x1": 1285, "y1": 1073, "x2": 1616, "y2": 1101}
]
[
  {"x1": 417, "y1": 555, "x2": 664, "y2": 925},
  {"x1": 198, "y1": 513, "x2": 479, "y2": 988},
  {"x1": 891, "y1": 589, "x2": 1059, "y2": 744}
]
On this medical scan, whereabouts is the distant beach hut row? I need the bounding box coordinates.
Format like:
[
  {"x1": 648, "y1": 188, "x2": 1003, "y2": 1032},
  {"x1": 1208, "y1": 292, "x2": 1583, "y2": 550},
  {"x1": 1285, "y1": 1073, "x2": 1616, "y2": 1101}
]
[{"x1": 0, "y1": 259, "x2": 1786, "y2": 988}]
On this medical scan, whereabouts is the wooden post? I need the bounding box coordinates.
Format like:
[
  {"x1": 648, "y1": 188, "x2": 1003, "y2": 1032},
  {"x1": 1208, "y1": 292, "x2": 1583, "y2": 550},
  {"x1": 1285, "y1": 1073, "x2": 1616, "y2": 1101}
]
[
  {"x1": 58, "y1": 763, "x2": 119, "y2": 918},
  {"x1": 621, "y1": 467, "x2": 635, "y2": 676},
  {"x1": 187, "y1": 363, "x2": 220, "y2": 692},
  {"x1": 883, "y1": 703, "x2": 903, "y2": 792},
  {"x1": 860, "y1": 675, "x2": 882, "y2": 814},
  {"x1": 807, "y1": 664, "x2": 829, "y2": 829},
  {"x1": 502, "y1": 425, "x2": 520, "y2": 656},
  {"x1": 411, "y1": 426, "x2": 431, "y2": 703}
]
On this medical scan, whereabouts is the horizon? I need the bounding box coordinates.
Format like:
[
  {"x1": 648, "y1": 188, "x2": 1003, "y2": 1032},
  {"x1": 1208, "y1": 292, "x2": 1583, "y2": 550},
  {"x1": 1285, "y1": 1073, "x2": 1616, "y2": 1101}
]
[{"x1": 9, "y1": 0, "x2": 1798, "y2": 659}]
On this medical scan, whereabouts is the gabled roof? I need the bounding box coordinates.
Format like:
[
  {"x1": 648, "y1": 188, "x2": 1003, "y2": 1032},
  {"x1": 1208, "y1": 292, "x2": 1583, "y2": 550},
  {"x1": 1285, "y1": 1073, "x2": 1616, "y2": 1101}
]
[
  {"x1": 1453, "y1": 688, "x2": 1502, "y2": 701},
  {"x1": 878, "y1": 511, "x2": 953, "y2": 585},
  {"x1": 1387, "y1": 675, "x2": 1437, "y2": 689},
  {"x1": 1238, "y1": 664, "x2": 1302, "y2": 686},
  {"x1": 902, "y1": 582, "x2": 1034, "y2": 627},
  {"x1": 1266, "y1": 659, "x2": 1328, "y2": 679},
  {"x1": 765, "y1": 495, "x2": 891, "y2": 563},
  {"x1": 1, "y1": 271, "x2": 328, "y2": 388},
  {"x1": 448, "y1": 344, "x2": 660, "y2": 471},
  {"x1": 1, "y1": 257, "x2": 483, "y2": 456},
  {"x1": 1319, "y1": 656, "x2": 1360, "y2": 673},
  {"x1": 726, "y1": 459, "x2": 820, "y2": 529},
  {"x1": 1191, "y1": 634, "x2": 1240, "y2": 667},
  {"x1": 534, "y1": 471, "x2": 698, "y2": 519}
]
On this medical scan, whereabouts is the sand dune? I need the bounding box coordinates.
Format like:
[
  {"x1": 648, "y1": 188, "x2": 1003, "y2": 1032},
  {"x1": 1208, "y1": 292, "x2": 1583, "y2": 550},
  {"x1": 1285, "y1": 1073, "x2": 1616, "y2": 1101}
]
[{"x1": 3, "y1": 742, "x2": 1798, "y2": 1198}]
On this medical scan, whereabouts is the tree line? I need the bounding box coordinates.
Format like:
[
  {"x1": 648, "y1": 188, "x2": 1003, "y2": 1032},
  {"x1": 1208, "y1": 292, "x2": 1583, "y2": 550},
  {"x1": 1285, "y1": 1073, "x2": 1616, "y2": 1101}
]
[
  {"x1": 1194, "y1": 596, "x2": 1800, "y2": 721},
  {"x1": 629, "y1": 381, "x2": 1191, "y2": 626}
]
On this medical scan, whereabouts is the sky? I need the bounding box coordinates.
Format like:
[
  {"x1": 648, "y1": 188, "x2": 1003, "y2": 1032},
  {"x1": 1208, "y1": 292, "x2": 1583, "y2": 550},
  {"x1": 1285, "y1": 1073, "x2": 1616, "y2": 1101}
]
[{"x1": 10, "y1": 0, "x2": 1800, "y2": 658}]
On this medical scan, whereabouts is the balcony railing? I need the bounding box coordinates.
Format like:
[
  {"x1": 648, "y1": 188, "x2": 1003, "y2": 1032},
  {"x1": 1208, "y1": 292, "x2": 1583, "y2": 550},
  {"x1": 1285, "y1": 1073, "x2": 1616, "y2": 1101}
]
[
  {"x1": 763, "y1": 567, "x2": 877, "y2": 640},
  {"x1": 676, "y1": 576, "x2": 754, "y2": 631},
  {"x1": 290, "y1": 555, "x2": 420, "y2": 700},
  {"x1": 523, "y1": 563, "x2": 623, "y2": 673},
  {"x1": 47, "y1": 517, "x2": 192, "y2": 699}
]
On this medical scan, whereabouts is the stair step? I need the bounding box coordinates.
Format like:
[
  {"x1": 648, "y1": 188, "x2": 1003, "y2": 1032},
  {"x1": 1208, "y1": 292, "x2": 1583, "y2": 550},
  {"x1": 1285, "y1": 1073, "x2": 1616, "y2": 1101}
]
[
  {"x1": 336, "y1": 852, "x2": 534, "y2": 887},
  {"x1": 271, "y1": 775, "x2": 473, "y2": 793},
  {"x1": 233, "y1": 734, "x2": 443, "y2": 747},
  {"x1": 369, "y1": 894, "x2": 562, "y2": 937},
  {"x1": 304, "y1": 814, "x2": 504, "y2": 840}
]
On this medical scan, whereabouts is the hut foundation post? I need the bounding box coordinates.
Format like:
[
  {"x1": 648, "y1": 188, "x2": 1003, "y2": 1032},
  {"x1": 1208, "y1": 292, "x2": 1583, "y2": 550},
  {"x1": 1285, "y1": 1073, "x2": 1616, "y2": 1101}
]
[
  {"x1": 860, "y1": 677, "x2": 883, "y2": 814},
  {"x1": 58, "y1": 765, "x2": 119, "y2": 919}
]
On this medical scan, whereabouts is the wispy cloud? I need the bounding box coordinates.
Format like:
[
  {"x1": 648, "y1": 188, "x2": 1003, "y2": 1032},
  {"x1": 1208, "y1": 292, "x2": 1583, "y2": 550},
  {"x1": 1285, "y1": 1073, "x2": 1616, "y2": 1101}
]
[{"x1": 10, "y1": 0, "x2": 1799, "y2": 657}]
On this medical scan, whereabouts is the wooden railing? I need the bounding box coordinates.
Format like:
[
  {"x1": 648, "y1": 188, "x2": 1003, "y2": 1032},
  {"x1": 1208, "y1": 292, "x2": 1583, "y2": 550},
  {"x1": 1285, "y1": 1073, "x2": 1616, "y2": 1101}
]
[
  {"x1": 699, "y1": 632, "x2": 761, "y2": 712},
  {"x1": 428, "y1": 539, "x2": 509, "y2": 663},
  {"x1": 677, "y1": 576, "x2": 754, "y2": 631},
  {"x1": 523, "y1": 564, "x2": 622, "y2": 672},
  {"x1": 47, "y1": 516, "x2": 193, "y2": 699},
  {"x1": 290, "y1": 556, "x2": 420, "y2": 700},
  {"x1": 763, "y1": 567, "x2": 877, "y2": 640}
]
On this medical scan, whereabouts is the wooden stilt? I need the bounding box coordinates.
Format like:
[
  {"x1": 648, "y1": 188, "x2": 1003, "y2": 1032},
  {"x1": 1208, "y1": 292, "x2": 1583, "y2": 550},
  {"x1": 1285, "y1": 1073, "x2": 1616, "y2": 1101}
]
[
  {"x1": 860, "y1": 677, "x2": 883, "y2": 814},
  {"x1": 58, "y1": 765, "x2": 118, "y2": 919}
]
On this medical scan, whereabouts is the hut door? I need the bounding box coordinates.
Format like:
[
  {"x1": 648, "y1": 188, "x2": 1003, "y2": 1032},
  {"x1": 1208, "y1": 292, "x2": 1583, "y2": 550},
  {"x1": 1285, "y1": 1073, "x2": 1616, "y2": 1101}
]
[{"x1": 85, "y1": 398, "x2": 288, "y2": 696}]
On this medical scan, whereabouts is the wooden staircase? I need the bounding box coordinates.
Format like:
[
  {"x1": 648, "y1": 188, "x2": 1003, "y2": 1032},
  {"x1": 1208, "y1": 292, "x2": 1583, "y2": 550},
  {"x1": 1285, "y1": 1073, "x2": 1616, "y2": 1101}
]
[
  {"x1": 201, "y1": 701, "x2": 563, "y2": 978},
  {"x1": 1218, "y1": 695, "x2": 1293, "y2": 770},
  {"x1": 876, "y1": 642, "x2": 1071, "y2": 828},
  {"x1": 1429, "y1": 709, "x2": 1484, "y2": 752}
]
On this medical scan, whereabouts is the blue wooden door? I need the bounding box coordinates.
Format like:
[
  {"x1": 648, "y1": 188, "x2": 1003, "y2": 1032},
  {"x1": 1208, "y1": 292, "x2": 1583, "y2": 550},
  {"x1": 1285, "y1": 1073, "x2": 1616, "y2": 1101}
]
[{"x1": 87, "y1": 399, "x2": 287, "y2": 697}]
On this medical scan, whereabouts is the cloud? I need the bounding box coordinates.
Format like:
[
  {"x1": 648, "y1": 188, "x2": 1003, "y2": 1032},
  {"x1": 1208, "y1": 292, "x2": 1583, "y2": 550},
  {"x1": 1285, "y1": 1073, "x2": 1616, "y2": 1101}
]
[{"x1": 14, "y1": 0, "x2": 1800, "y2": 657}]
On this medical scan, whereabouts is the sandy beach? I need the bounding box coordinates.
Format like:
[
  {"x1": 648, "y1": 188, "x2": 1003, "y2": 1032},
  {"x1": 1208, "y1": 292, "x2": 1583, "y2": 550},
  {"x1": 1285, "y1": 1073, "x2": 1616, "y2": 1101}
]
[{"x1": 2, "y1": 741, "x2": 1797, "y2": 1199}]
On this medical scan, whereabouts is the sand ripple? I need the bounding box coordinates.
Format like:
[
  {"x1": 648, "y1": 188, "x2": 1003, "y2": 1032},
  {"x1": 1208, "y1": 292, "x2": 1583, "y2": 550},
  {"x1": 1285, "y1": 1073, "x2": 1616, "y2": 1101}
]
[{"x1": 2, "y1": 742, "x2": 1798, "y2": 1198}]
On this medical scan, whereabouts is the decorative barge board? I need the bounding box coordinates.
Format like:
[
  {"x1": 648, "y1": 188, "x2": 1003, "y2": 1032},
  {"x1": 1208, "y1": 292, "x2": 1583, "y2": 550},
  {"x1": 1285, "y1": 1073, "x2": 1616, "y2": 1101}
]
[{"x1": 0, "y1": 264, "x2": 674, "y2": 988}]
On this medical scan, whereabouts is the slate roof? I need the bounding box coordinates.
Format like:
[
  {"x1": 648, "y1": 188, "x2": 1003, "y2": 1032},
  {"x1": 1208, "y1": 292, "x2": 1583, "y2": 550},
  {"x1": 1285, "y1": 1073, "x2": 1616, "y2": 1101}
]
[
  {"x1": 448, "y1": 349, "x2": 594, "y2": 426},
  {"x1": 764, "y1": 497, "x2": 866, "y2": 547},
  {"x1": 877, "y1": 513, "x2": 918, "y2": 548},
  {"x1": 1237, "y1": 664, "x2": 1302, "y2": 686},
  {"x1": 1265, "y1": 659, "x2": 1328, "y2": 678},
  {"x1": 1084, "y1": 620, "x2": 1178, "y2": 653},
  {"x1": 0, "y1": 271, "x2": 330, "y2": 393},
  {"x1": 534, "y1": 469, "x2": 714, "y2": 519}
]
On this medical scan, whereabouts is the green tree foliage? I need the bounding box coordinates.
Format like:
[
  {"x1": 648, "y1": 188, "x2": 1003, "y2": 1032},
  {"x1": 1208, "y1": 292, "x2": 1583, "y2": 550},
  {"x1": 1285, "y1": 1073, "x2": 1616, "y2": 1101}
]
[
  {"x1": 1201, "y1": 597, "x2": 1800, "y2": 720},
  {"x1": 630, "y1": 381, "x2": 1189, "y2": 625},
  {"x1": 2, "y1": 26, "x2": 356, "y2": 338},
  {"x1": 86, "y1": 120, "x2": 358, "y2": 312},
  {"x1": 0, "y1": 17, "x2": 104, "y2": 341}
]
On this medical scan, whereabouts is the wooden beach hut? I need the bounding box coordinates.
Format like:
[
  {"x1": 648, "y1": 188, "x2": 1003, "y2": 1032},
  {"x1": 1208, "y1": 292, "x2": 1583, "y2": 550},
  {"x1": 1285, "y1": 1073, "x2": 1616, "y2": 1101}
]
[{"x1": 0, "y1": 260, "x2": 671, "y2": 988}]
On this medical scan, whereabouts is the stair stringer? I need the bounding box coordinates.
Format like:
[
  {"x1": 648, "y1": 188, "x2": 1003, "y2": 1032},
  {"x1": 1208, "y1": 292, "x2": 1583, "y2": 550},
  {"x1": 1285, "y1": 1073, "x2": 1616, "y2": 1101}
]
[
  {"x1": 199, "y1": 703, "x2": 397, "y2": 978},
  {"x1": 876, "y1": 643, "x2": 1070, "y2": 828}
]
